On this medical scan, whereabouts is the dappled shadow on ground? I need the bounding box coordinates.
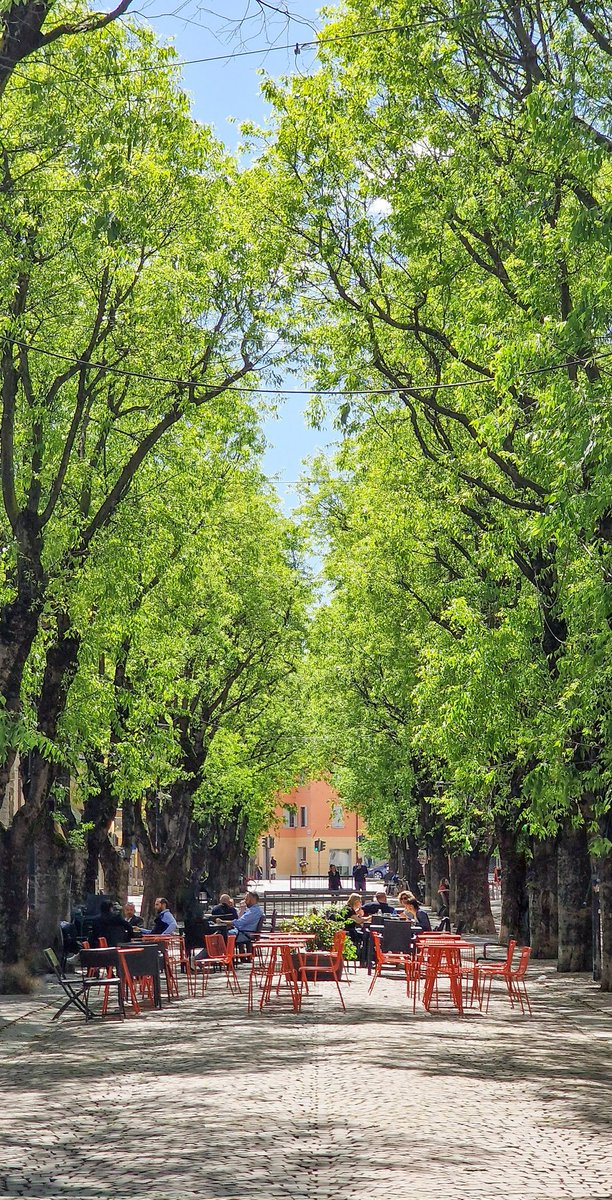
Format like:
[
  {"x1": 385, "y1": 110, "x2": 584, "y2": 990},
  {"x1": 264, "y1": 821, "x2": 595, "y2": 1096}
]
[{"x1": 1, "y1": 964, "x2": 611, "y2": 1198}]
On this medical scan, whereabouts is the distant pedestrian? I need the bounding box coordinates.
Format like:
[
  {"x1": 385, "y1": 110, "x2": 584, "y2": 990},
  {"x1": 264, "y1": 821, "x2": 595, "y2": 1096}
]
[
  {"x1": 270, "y1": 856, "x2": 277, "y2": 881},
  {"x1": 437, "y1": 878, "x2": 450, "y2": 917},
  {"x1": 299, "y1": 858, "x2": 308, "y2": 877},
  {"x1": 328, "y1": 865, "x2": 342, "y2": 891},
  {"x1": 352, "y1": 857, "x2": 368, "y2": 893}
]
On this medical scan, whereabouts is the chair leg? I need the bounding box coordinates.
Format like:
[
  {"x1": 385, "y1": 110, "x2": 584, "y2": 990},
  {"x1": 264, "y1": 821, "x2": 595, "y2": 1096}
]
[
  {"x1": 368, "y1": 964, "x2": 381, "y2": 995},
  {"x1": 335, "y1": 977, "x2": 346, "y2": 1011}
]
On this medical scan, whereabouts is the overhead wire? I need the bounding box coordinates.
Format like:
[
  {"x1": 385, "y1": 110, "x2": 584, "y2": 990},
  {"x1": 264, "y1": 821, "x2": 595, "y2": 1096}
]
[
  {"x1": 0, "y1": 15, "x2": 490, "y2": 76},
  {"x1": 2, "y1": 335, "x2": 611, "y2": 395}
]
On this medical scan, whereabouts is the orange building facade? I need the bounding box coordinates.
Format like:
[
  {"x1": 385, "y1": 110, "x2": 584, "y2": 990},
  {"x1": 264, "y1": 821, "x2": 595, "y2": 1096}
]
[{"x1": 256, "y1": 780, "x2": 364, "y2": 879}]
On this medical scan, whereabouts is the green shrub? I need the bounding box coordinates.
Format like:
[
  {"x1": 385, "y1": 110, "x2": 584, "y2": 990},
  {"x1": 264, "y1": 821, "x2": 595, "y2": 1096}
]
[{"x1": 279, "y1": 907, "x2": 357, "y2": 959}]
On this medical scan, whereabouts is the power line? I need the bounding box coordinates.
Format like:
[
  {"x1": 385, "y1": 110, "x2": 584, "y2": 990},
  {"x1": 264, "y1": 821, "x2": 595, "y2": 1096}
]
[
  {"x1": 0, "y1": 17, "x2": 475, "y2": 77},
  {"x1": 3, "y1": 335, "x2": 611, "y2": 395}
]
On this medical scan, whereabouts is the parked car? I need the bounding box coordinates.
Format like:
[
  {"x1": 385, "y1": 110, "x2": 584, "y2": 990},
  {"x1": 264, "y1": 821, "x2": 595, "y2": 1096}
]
[{"x1": 366, "y1": 861, "x2": 389, "y2": 880}]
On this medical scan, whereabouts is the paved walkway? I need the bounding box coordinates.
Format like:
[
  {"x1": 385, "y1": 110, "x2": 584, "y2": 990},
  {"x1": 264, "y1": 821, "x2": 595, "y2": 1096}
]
[{"x1": 1, "y1": 962, "x2": 611, "y2": 1199}]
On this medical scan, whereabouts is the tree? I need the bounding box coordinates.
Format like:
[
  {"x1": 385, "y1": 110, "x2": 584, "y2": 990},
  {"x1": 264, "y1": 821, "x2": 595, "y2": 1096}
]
[
  {"x1": 0, "y1": 21, "x2": 294, "y2": 960},
  {"x1": 261, "y1": 0, "x2": 612, "y2": 981}
]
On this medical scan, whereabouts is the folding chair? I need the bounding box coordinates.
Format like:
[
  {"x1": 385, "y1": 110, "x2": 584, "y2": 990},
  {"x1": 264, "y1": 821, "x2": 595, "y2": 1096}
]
[{"x1": 44, "y1": 948, "x2": 125, "y2": 1022}]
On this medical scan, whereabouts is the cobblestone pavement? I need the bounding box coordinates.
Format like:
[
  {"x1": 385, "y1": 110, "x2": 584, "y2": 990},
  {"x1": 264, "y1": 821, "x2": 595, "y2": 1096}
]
[{"x1": 1, "y1": 962, "x2": 611, "y2": 1200}]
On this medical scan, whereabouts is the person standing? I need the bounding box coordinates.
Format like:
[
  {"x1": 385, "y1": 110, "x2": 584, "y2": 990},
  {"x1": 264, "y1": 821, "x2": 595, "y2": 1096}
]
[
  {"x1": 270, "y1": 855, "x2": 277, "y2": 881},
  {"x1": 352, "y1": 856, "x2": 368, "y2": 893},
  {"x1": 299, "y1": 858, "x2": 308, "y2": 877},
  {"x1": 437, "y1": 877, "x2": 450, "y2": 917},
  {"x1": 328, "y1": 864, "x2": 342, "y2": 891}
]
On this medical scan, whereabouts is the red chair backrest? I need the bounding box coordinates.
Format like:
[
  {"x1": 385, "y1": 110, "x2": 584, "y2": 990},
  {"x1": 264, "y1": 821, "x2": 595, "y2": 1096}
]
[
  {"x1": 371, "y1": 930, "x2": 384, "y2": 966},
  {"x1": 331, "y1": 929, "x2": 347, "y2": 957},
  {"x1": 504, "y1": 939, "x2": 517, "y2": 969},
  {"x1": 512, "y1": 945, "x2": 531, "y2": 979},
  {"x1": 205, "y1": 934, "x2": 226, "y2": 958},
  {"x1": 223, "y1": 933, "x2": 237, "y2": 963}
]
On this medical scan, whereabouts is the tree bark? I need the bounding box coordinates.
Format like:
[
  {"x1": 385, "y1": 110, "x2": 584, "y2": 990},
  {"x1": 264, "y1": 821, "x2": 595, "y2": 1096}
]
[
  {"x1": 451, "y1": 849, "x2": 496, "y2": 934},
  {"x1": 199, "y1": 811, "x2": 249, "y2": 899},
  {"x1": 135, "y1": 784, "x2": 195, "y2": 922},
  {"x1": 99, "y1": 838, "x2": 130, "y2": 904},
  {"x1": 527, "y1": 837, "x2": 559, "y2": 959},
  {"x1": 495, "y1": 816, "x2": 530, "y2": 945},
  {"x1": 0, "y1": 810, "x2": 33, "y2": 962},
  {"x1": 598, "y1": 848, "x2": 612, "y2": 991},
  {"x1": 388, "y1": 832, "x2": 421, "y2": 893},
  {"x1": 31, "y1": 813, "x2": 86, "y2": 957},
  {"x1": 425, "y1": 833, "x2": 449, "y2": 910},
  {"x1": 557, "y1": 822, "x2": 592, "y2": 972}
]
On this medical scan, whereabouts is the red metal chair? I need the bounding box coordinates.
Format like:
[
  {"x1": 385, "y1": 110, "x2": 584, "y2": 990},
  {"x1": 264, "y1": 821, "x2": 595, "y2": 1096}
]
[
  {"x1": 196, "y1": 934, "x2": 240, "y2": 995},
  {"x1": 298, "y1": 930, "x2": 347, "y2": 1010},
  {"x1": 165, "y1": 934, "x2": 195, "y2": 997},
  {"x1": 368, "y1": 930, "x2": 409, "y2": 995},
  {"x1": 508, "y1": 946, "x2": 532, "y2": 1014},
  {"x1": 480, "y1": 944, "x2": 532, "y2": 1014},
  {"x1": 475, "y1": 939, "x2": 517, "y2": 1011}
]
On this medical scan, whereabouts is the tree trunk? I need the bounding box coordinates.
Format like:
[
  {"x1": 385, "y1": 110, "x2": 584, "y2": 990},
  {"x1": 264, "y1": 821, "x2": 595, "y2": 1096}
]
[
  {"x1": 495, "y1": 816, "x2": 530, "y2": 945},
  {"x1": 527, "y1": 836, "x2": 558, "y2": 959},
  {"x1": 389, "y1": 833, "x2": 421, "y2": 893},
  {"x1": 135, "y1": 784, "x2": 195, "y2": 922},
  {"x1": 598, "y1": 848, "x2": 612, "y2": 991},
  {"x1": 451, "y1": 849, "x2": 496, "y2": 934},
  {"x1": 425, "y1": 834, "x2": 449, "y2": 910},
  {"x1": 557, "y1": 823, "x2": 592, "y2": 972},
  {"x1": 200, "y1": 812, "x2": 249, "y2": 899},
  {"x1": 139, "y1": 845, "x2": 187, "y2": 925},
  {"x1": 0, "y1": 810, "x2": 33, "y2": 963},
  {"x1": 99, "y1": 837, "x2": 130, "y2": 903},
  {"x1": 31, "y1": 814, "x2": 78, "y2": 955}
]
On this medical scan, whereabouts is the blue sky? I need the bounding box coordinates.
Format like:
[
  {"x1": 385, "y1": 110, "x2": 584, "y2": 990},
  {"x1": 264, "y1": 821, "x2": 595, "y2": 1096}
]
[{"x1": 130, "y1": 1, "x2": 337, "y2": 509}]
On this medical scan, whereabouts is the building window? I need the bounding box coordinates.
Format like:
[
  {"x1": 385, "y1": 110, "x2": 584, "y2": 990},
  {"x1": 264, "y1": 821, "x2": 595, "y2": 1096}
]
[
  {"x1": 300, "y1": 805, "x2": 308, "y2": 827},
  {"x1": 330, "y1": 803, "x2": 344, "y2": 828},
  {"x1": 283, "y1": 808, "x2": 296, "y2": 828}
]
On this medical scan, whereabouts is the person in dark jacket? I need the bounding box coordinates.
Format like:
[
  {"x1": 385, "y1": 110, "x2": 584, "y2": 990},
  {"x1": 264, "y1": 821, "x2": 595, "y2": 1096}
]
[
  {"x1": 328, "y1": 866, "x2": 343, "y2": 892},
  {"x1": 401, "y1": 894, "x2": 432, "y2": 931},
  {"x1": 123, "y1": 902, "x2": 144, "y2": 929},
  {"x1": 211, "y1": 894, "x2": 238, "y2": 920},
  {"x1": 363, "y1": 891, "x2": 396, "y2": 915},
  {"x1": 352, "y1": 857, "x2": 368, "y2": 892},
  {"x1": 148, "y1": 897, "x2": 178, "y2": 936},
  {"x1": 89, "y1": 900, "x2": 133, "y2": 947}
]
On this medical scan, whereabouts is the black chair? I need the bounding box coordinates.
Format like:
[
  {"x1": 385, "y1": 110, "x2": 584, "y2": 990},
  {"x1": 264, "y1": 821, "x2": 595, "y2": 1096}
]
[
  {"x1": 113, "y1": 944, "x2": 163, "y2": 1009},
  {"x1": 44, "y1": 947, "x2": 125, "y2": 1022},
  {"x1": 381, "y1": 920, "x2": 416, "y2": 955}
]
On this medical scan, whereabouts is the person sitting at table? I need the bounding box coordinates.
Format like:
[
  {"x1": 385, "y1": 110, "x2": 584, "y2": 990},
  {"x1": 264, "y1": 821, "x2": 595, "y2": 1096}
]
[
  {"x1": 123, "y1": 901, "x2": 144, "y2": 929},
  {"x1": 399, "y1": 892, "x2": 432, "y2": 931},
  {"x1": 228, "y1": 891, "x2": 264, "y2": 946},
  {"x1": 148, "y1": 897, "x2": 178, "y2": 937},
  {"x1": 363, "y1": 890, "x2": 396, "y2": 916},
  {"x1": 211, "y1": 894, "x2": 238, "y2": 921},
  {"x1": 341, "y1": 892, "x2": 371, "y2": 964},
  {"x1": 89, "y1": 899, "x2": 133, "y2": 947}
]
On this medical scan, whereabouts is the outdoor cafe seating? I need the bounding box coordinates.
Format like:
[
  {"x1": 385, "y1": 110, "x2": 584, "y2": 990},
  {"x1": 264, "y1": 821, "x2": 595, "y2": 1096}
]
[
  {"x1": 48, "y1": 896, "x2": 533, "y2": 1022},
  {"x1": 45, "y1": 947, "x2": 125, "y2": 1022}
]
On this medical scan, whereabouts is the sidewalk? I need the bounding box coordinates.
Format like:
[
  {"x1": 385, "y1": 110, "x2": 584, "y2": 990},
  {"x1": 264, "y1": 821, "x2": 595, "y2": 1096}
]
[{"x1": 1, "y1": 959, "x2": 611, "y2": 1199}]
